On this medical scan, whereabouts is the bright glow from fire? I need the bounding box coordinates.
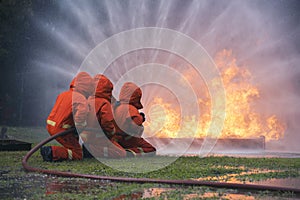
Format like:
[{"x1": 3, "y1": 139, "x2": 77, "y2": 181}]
[{"x1": 144, "y1": 49, "x2": 285, "y2": 141}]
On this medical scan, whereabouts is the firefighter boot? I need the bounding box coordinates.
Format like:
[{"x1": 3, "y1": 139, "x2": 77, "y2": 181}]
[{"x1": 40, "y1": 146, "x2": 53, "y2": 162}]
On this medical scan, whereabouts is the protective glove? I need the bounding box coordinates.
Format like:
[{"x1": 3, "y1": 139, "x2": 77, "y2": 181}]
[{"x1": 140, "y1": 112, "x2": 146, "y2": 122}]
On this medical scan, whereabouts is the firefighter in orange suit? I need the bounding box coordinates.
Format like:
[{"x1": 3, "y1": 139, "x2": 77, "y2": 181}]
[
  {"x1": 80, "y1": 74, "x2": 127, "y2": 158},
  {"x1": 113, "y1": 82, "x2": 156, "y2": 156},
  {"x1": 41, "y1": 72, "x2": 94, "y2": 161}
]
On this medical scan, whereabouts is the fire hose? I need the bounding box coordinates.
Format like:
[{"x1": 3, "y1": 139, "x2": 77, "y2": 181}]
[{"x1": 22, "y1": 128, "x2": 300, "y2": 194}]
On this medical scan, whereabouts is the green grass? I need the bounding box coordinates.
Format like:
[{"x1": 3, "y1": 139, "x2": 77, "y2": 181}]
[
  {"x1": 1, "y1": 151, "x2": 300, "y2": 199},
  {"x1": 1, "y1": 127, "x2": 300, "y2": 199},
  {"x1": 29, "y1": 155, "x2": 300, "y2": 180}
]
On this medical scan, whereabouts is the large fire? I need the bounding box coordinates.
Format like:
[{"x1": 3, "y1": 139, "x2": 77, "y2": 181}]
[{"x1": 144, "y1": 50, "x2": 285, "y2": 141}]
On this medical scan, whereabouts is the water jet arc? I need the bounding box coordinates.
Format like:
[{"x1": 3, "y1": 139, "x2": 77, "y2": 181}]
[{"x1": 22, "y1": 129, "x2": 300, "y2": 194}]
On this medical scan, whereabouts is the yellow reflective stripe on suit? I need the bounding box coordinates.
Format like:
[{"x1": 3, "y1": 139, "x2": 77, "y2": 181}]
[
  {"x1": 62, "y1": 124, "x2": 72, "y2": 129},
  {"x1": 47, "y1": 119, "x2": 72, "y2": 129},
  {"x1": 46, "y1": 119, "x2": 56, "y2": 127},
  {"x1": 67, "y1": 149, "x2": 73, "y2": 160}
]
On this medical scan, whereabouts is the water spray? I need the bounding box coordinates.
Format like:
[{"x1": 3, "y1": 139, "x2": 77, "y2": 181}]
[{"x1": 22, "y1": 0, "x2": 300, "y2": 194}]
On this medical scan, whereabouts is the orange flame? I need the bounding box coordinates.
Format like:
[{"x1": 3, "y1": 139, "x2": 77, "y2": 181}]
[{"x1": 144, "y1": 49, "x2": 285, "y2": 141}]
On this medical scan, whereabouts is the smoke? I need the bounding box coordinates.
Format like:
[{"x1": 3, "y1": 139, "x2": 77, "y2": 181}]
[{"x1": 32, "y1": 0, "x2": 300, "y2": 151}]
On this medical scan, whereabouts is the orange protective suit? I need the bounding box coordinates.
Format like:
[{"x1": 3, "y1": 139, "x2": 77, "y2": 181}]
[
  {"x1": 46, "y1": 72, "x2": 94, "y2": 161},
  {"x1": 113, "y1": 82, "x2": 156, "y2": 156},
  {"x1": 80, "y1": 74, "x2": 126, "y2": 158}
]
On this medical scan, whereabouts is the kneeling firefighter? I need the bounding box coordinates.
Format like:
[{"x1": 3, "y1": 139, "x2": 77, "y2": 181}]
[
  {"x1": 41, "y1": 72, "x2": 94, "y2": 161},
  {"x1": 113, "y1": 82, "x2": 156, "y2": 156},
  {"x1": 80, "y1": 74, "x2": 127, "y2": 158}
]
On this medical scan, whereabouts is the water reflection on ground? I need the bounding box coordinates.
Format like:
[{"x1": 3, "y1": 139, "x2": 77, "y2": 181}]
[
  {"x1": 45, "y1": 176, "x2": 114, "y2": 195},
  {"x1": 183, "y1": 192, "x2": 257, "y2": 200},
  {"x1": 43, "y1": 170, "x2": 300, "y2": 199},
  {"x1": 141, "y1": 185, "x2": 299, "y2": 200},
  {"x1": 192, "y1": 166, "x2": 300, "y2": 189},
  {"x1": 109, "y1": 176, "x2": 300, "y2": 199},
  {"x1": 141, "y1": 184, "x2": 300, "y2": 200},
  {"x1": 194, "y1": 167, "x2": 283, "y2": 183}
]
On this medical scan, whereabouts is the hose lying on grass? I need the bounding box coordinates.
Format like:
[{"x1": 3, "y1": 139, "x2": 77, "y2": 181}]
[{"x1": 22, "y1": 128, "x2": 300, "y2": 194}]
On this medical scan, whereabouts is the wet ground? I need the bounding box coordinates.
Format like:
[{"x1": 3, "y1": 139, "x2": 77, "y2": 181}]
[
  {"x1": 0, "y1": 173, "x2": 116, "y2": 199},
  {"x1": 1, "y1": 173, "x2": 44, "y2": 199},
  {"x1": 1, "y1": 150, "x2": 299, "y2": 199},
  {"x1": 110, "y1": 177, "x2": 300, "y2": 199},
  {"x1": 1, "y1": 171, "x2": 298, "y2": 199},
  {"x1": 2, "y1": 128, "x2": 299, "y2": 199},
  {"x1": 140, "y1": 184, "x2": 300, "y2": 200},
  {"x1": 43, "y1": 178, "x2": 300, "y2": 199}
]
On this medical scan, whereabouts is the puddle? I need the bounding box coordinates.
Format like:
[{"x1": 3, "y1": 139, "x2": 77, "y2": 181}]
[
  {"x1": 111, "y1": 187, "x2": 175, "y2": 200},
  {"x1": 1, "y1": 164, "x2": 298, "y2": 199},
  {"x1": 194, "y1": 167, "x2": 284, "y2": 183},
  {"x1": 42, "y1": 175, "x2": 300, "y2": 200},
  {"x1": 2, "y1": 173, "x2": 298, "y2": 199},
  {"x1": 114, "y1": 186, "x2": 299, "y2": 199},
  {"x1": 140, "y1": 186, "x2": 300, "y2": 199},
  {"x1": 112, "y1": 192, "x2": 143, "y2": 200},
  {"x1": 182, "y1": 191, "x2": 299, "y2": 200},
  {"x1": 191, "y1": 166, "x2": 300, "y2": 189},
  {"x1": 45, "y1": 177, "x2": 114, "y2": 195},
  {"x1": 183, "y1": 192, "x2": 257, "y2": 200},
  {"x1": 113, "y1": 169, "x2": 300, "y2": 200},
  {"x1": 0, "y1": 173, "x2": 116, "y2": 198}
]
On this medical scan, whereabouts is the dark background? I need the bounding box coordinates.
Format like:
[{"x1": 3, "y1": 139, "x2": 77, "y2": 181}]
[
  {"x1": 0, "y1": 0, "x2": 44, "y2": 126},
  {"x1": 0, "y1": 0, "x2": 75, "y2": 126}
]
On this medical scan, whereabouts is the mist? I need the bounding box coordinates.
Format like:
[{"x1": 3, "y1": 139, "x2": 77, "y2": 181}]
[{"x1": 27, "y1": 0, "x2": 300, "y2": 152}]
